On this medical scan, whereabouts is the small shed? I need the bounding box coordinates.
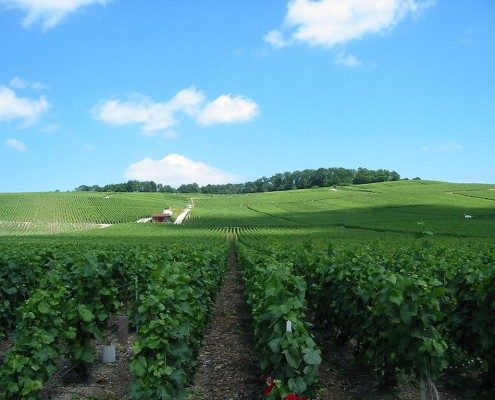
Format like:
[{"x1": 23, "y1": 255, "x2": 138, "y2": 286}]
[{"x1": 152, "y1": 214, "x2": 171, "y2": 223}]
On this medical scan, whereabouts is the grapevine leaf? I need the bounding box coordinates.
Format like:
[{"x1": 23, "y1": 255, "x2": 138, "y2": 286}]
[
  {"x1": 303, "y1": 348, "x2": 321, "y2": 365},
  {"x1": 77, "y1": 305, "x2": 94, "y2": 322},
  {"x1": 284, "y1": 347, "x2": 301, "y2": 369}
]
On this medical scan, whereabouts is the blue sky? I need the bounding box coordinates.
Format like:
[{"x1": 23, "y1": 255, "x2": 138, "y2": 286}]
[{"x1": 0, "y1": 0, "x2": 494, "y2": 192}]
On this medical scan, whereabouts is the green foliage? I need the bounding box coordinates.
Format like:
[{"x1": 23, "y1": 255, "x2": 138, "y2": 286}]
[
  {"x1": 0, "y1": 239, "x2": 228, "y2": 399},
  {"x1": 310, "y1": 247, "x2": 449, "y2": 382},
  {"x1": 1, "y1": 271, "x2": 69, "y2": 399},
  {"x1": 0, "y1": 244, "x2": 191, "y2": 399},
  {"x1": 0, "y1": 252, "x2": 47, "y2": 339},
  {"x1": 130, "y1": 247, "x2": 226, "y2": 399},
  {"x1": 76, "y1": 166, "x2": 401, "y2": 195},
  {"x1": 447, "y1": 250, "x2": 495, "y2": 379},
  {"x1": 237, "y1": 241, "x2": 321, "y2": 398},
  {"x1": 245, "y1": 236, "x2": 495, "y2": 387}
]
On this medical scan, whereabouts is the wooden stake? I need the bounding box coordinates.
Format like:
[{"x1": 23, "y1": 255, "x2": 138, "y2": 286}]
[
  {"x1": 118, "y1": 316, "x2": 129, "y2": 345},
  {"x1": 135, "y1": 276, "x2": 139, "y2": 333}
]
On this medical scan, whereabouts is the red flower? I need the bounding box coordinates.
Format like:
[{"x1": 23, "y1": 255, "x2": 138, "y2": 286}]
[
  {"x1": 284, "y1": 394, "x2": 307, "y2": 400},
  {"x1": 264, "y1": 377, "x2": 275, "y2": 396}
]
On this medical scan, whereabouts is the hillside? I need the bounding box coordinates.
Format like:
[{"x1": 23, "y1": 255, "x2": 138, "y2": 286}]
[
  {"x1": 0, "y1": 191, "x2": 188, "y2": 235},
  {"x1": 0, "y1": 180, "x2": 493, "y2": 240}
]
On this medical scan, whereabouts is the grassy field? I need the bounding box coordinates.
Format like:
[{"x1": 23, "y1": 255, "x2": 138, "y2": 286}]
[{"x1": 0, "y1": 180, "x2": 493, "y2": 241}]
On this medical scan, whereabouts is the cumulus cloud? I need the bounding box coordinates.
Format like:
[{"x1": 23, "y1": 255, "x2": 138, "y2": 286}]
[
  {"x1": 93, "y1": 88, "x2": 205, "y2": 133},
  {"x1": 5, "y1": 138, "x2": 28, "y2": 152},
  {"x1": 94, "y1": 87, "x2": 259, "y2": 134},
  {"x1": 0, "y1": 85, "x2": 50, "y2": 124},
  {"x1": 0, "y1": 0, "x2": 109, "y2": 29},
  {"x1": 197, "y1": 95, "x2": 259, "y2": 125},
  {"x1": 9, "y1": 76, "x2": 45, "y2": 90},
  {"x1": 124, "y1": 153, "x2": 238, "y2": 187},
  {"x1": 335, "y1": 51, "x2": 362, "y2": 67},
  {"x1": 266, "y1": 0, "x2": 434, "y2": 48}
]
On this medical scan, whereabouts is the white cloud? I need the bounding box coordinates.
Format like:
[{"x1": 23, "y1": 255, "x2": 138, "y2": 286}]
[
  {"x1": 197, "y1": 95, "x2": 259, "y2": 125},
  {"x1": 5, "y1": 138, "x2": 28, "y2": 152},
  {"x1": 263, "y1": 30, "x2": 288, "y2": 48},
  {"x1": 9, "y1": 77, "x2": 45, "y2": 90},
  {"x1": 0, "y1": 0, "x2": 109, "y2": 29},
  {"x1": 266, "y1": 0, "x2": 434, "y2": 48},
  {"x1": 124, "y1": 153, "x2": 238, "y2": 187},
  {"x1": 93, "y1": 88, "x2": 205, "y2": 134},
  {"x1": 0, "y1": 85, "x2": 50, "y2": 124},
  {"x1": 335, "y1": 51, "x2": 362, "y2": 67},
  {"x1": 94, "y1": 88, "x2": 259, "y2": 134}
]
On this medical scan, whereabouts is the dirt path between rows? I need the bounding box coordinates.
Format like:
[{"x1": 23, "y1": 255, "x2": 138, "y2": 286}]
[{"x1": 188, "y1": 248, "x2": 261, "y2": 400}]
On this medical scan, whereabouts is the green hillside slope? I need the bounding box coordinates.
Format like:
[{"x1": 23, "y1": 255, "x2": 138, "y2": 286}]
[
  {"x1": 0, "y1": 191, "x2": 188, "y2": 235},
  {"x1": 0, "y1": 181, "x2": 493, "y2": 239},
  {"x1": 185, "y1": 181, "x2": 495, "y2": 238}
]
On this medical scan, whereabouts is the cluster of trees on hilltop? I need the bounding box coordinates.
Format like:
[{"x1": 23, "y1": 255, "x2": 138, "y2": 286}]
[
  {"x1": 75, "y1": 180, "x2": 175, "y2": 193},
  {"x1": 75, "y1": 167, "x2": 401, "y2": 194}
]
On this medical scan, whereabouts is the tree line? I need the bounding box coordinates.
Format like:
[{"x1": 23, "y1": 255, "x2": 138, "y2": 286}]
[{"x1": 75, "y1": 167, "x2": 403, "y2": 194}]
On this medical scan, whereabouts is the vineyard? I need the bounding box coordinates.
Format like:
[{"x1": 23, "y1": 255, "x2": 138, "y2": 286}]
[
  {"x1": 0, "y1": 235, "x2": 228, "y2": 399},
  {"x1": 0, "y1": 180, "x2": 494, "y2": 399},
  {"x1": 0, "y1": 192, "x2": 188, "y2": 235},
  {"x1": 236, "y1": 234, "x2": 495, "y2": 398}
]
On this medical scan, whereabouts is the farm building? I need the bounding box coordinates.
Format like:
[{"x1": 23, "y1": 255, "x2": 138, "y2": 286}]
[
  {"x1": 152, "y1": 214, "x2": 171, "y2": 223},
  {"x1": 151, "y1": 208, "x2": 173, "y2": 223}
]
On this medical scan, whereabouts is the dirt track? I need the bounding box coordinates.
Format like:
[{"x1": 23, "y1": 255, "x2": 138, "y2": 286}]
[{"x1": 188, "y1": 248, "x2": 261, "y2": 399}]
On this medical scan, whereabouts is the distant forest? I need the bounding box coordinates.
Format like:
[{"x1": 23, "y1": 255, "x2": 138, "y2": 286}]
[{"x1": 75, "y1": 167, "x2": 411, "y2": 194}]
